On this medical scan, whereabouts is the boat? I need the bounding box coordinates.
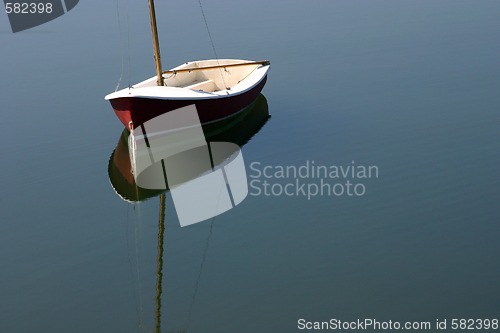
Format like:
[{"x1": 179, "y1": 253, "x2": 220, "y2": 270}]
[{"x1": 105, "y1": 0, "x2": 270, "y2": 131}]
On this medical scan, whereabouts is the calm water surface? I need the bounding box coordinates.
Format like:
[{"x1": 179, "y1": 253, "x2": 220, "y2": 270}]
[{"x1": 1, "y1": 1, "x2": 499, "y2": 332}]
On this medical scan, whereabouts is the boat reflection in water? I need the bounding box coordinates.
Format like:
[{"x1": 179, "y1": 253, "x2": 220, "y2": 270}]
[
  {"x1": 108, "y1": 93, "x2": 270, "y2": 205},
  {"x1": 107, "y1": 94, "x2": 269, "y2": 332}
]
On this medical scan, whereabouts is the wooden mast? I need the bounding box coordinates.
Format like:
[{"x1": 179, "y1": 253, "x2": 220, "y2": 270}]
[
  {"x1": 148, "y1": 0, "x2": 164, "y2": 86},
  {"x1": 154, "y1": 193, "x2": 166, "y2": 333}
]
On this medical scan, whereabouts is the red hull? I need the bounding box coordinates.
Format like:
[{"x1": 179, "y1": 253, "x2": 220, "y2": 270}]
[{"x1": 110, "y1": 76, "x2": 267, "y2": 130}]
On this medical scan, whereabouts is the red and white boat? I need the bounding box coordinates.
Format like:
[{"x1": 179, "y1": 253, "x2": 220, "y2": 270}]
[
  {"x1": 105, "y1": 59, "x2": 270, "y2": 130},
  {"x1": 105, "y1": 0, "x2": 270, "y2": 131}
]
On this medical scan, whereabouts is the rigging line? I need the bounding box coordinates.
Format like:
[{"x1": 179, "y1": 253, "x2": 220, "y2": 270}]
[
  {"x1": 114, "y1": 0, "x2": 132, "y2": 90},
  {"x1": 132, "y1": 203, "x2": 146, "y2": 332},
  {"x1": 126, "y1": 0, "x2": 131, "y2": 88},
  {"x1": 114, "y1": 0, "x2": 124, "y2": 91},
  {"x1": 185, "y1": 170, "x2": 225, "y2": 330},
  {"x1": 185, "y1": 217, "x2": 215, "y2": 331},
  {"x1": 126, "y1": 203, "x2": 144, "y2": 333},
  {"x1": 197, "y1": 0, "x2": 220, "y2": 61},
  {"x1": 197, "y1": 0, "x2": 228, "y2": 89}
]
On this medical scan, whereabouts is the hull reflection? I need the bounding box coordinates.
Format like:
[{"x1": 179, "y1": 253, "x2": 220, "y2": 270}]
[{"x1": 108, "y1": 94, "x2": 270, "y2": 202}]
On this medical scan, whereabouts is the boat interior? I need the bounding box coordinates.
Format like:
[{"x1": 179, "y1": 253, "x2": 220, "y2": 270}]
[{"x1": 136, "y1": 59, "x2": 267, "y2": 93}]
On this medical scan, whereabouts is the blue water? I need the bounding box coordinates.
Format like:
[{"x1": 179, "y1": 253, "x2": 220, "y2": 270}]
[{"x1": 1, "y1": 1, "x2": 499, "y2": 332}]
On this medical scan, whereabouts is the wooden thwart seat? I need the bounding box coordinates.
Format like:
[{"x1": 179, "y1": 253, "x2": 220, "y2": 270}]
[{"x1": 183, "y1": 79, "x2": 216, "y2": 92}]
